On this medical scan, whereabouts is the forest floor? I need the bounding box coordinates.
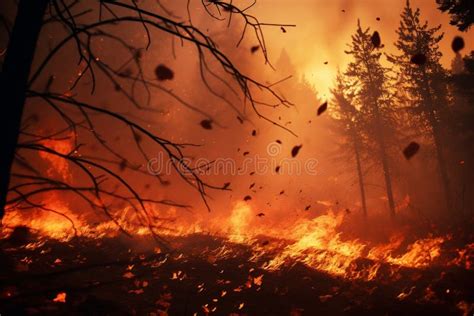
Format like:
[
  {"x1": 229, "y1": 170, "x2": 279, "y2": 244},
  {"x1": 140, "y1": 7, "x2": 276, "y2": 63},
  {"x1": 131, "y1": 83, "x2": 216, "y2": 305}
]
[{"x1": 0, "y1": 233, "x2": 473, "y2": 316}]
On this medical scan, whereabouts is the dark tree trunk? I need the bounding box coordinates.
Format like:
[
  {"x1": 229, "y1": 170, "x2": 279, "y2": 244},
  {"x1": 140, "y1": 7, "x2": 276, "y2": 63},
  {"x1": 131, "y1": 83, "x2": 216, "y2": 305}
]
[
  {"x1": 379, "y1": 142, "x2": 396, "y2": 218},
  {"x1": 372, "y1": 104, "x2": 396, "y2": 219},
  {"x1": 430, "y1": 113, "x2": 452, "y2": 210},
  {"x1": 422, "y1": 69, "x2": 452, "y2": 211},
  {"x1": 351, "y1": 127, "x2": 368, "y2": 218},
  {"x1": 0, "y1": 0, "x2": 48, "y2": 220}
]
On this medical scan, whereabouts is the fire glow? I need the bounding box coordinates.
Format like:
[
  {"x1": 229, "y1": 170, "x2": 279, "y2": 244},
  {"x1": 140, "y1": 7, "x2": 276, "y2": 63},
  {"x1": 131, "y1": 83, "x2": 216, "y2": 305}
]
[{"x1": 3, "y1": 198, "x2": 471, "y2": 282}]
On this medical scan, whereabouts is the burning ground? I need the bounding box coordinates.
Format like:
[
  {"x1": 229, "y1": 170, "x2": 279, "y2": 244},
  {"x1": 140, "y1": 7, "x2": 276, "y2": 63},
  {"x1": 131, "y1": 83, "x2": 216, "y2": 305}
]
[{"x1": 1, "y1": 203, "x2": 473, "y2": 315}]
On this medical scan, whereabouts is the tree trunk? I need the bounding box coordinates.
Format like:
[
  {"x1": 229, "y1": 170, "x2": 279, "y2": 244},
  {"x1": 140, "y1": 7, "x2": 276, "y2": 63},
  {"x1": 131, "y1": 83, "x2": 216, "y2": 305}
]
[
  {"x1": 379, "y1": 142, "x2": 396, "y2": 218},
  {"x1": 352, "y1": 128, "x2": 368, "y2": 218},
  {"x1": 430, "y1": 115, "x2": 452, "y2": 210},
  {"x1": 0, "y1": 0, "x2": 48, "y2": 220},
  {"x1": 422, "y1": 69, "x2": 452, "y2": 211}
]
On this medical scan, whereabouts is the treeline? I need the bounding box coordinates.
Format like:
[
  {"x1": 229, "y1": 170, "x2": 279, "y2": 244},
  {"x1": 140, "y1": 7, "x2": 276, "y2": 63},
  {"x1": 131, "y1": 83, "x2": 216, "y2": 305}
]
[{"x1": 330, "y1": 1, "x2": 474, "y2": 222}]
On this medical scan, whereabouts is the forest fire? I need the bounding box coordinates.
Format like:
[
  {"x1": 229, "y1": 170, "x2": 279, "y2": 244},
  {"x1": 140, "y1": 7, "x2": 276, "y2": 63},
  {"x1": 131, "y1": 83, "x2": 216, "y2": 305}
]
[
  {"x1": 1, "y1": 0, "x2": 474, "y2": 314},
  {"x1": 2, "y1": 196, "x2": 471, "y2": 281}
]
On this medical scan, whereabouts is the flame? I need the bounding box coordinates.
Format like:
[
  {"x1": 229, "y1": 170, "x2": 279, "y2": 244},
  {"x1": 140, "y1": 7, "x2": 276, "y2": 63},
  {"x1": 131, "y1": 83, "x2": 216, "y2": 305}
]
[
  {"x1": 228, "y1": 201, "x2": 252, "y2": 243},
  {"x1": 38, "y1": 135, "x2": 75, "y2": 181},
  {"x1": 4, "y1": 172, "x2": 471, "y2": 283}
]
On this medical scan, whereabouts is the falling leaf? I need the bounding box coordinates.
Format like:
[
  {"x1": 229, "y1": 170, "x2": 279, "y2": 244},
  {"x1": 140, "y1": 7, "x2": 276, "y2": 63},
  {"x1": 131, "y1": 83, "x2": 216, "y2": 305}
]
[
  {"x1": 317, "y1": 102, "x2": 328, "y2": 116},
  {"x1": 341, "y1": 9, "x2": 346, "y2": 13},
  {"x1": 452, "y1": 36, "x2": 465, "y2": 52},
  {"x1": 223, "y1": 182, "x2": 231, "y2": 189},
  {"x1": 371, "y1": 31, "x2": 381, "y2": 48},
  {"x1": 403, "y1": 142, "x2": 420, "y2": 160},
  {"x1": 53, "y1": 292, "x2": 66, "y2": 303},
  {"x1": 281, "y1": 26, "x2": 287, "y2": 33},
  {"x1": 249, "y1": 183, "x2": 255, "y2": 189},
  {"x1": 243, "y1": 195, "x2": 252, "y2": 201},
  {"x1": 276, "y1": 140, "x2": 282, "y2": 144},
  {"x1": 257, "y1": 212, "x2": 265, "y2": 217},
  {"x1": 291, "y1": 145, "x2": 303, "y2": 157},
  {"x1": 243, "y1": 151, "x2": 250, "y2": 156},
  {"x1": 376, "y1": 17, "x2": 381, "y2": 21},
  {"x1": 279, "y1": 190, "x2": 285, "y2": 195},
  {"x1": 275, "y1": 166, "x2": 281, "y2": 173},
  {"x1": 251, "y1": 129, "x2": 257, "y2": 136},
  {"x1": 305, "y1": 205, "x2": 311, "y2": 211},
  {"x1": 155, "y1": 64, "x2": 174, "y2": 81},
  {"x1": 238, "y1": 303, "x2": 245, "y2": 310},
  {"x1": 200, "y1": 119, "x2": 213, "y2": 130},
  {"x1": 324, "y1": 61, "x2": 328, "y2": 65},
  {"x1": 250, "y1": 45, "x2": 260, "y2": 53},
  {"x1": 410, "y1": 53, "x2": 427, "y2": 65}
]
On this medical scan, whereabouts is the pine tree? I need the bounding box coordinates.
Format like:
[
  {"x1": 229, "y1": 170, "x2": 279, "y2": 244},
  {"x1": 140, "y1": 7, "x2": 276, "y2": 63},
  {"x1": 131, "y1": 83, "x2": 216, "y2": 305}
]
[
  {"x1": 389, "y1": 0, "x2": 452, "y2": 211},
  {"x1": 331, "y1": 72, "x2": 368, "y2": 218},
  {"x1": 436, "y1": 0, "x2": 474, "y2": 32},
  {"x1": 345, "y1": 21, "x2": 397, "y2": 218}
]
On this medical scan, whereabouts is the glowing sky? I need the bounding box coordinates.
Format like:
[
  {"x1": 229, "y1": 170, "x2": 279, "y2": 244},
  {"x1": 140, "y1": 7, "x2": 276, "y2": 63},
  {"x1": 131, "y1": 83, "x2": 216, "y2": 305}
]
[{"x1": 253, "y1": 0, "x2": 474, "y2": 97}]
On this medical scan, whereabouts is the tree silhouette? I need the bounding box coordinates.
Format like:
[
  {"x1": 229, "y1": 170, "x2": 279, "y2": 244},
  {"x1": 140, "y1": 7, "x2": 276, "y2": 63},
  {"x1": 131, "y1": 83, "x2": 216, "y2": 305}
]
[
  {"x1": 436, "y1": 0, "x2": 474, "y2": 31},
  {"x1": 331, "y1": 72, "x2": 368, "y2": 218},
  {"x1": 388, "y1": 0, "x2": 452, "y2": 211},
  {"x1": 0, "y1": 0, "x2": 293, "y2": 246},
  {"x1": 345, "y1": 21, "x2": 397, "y2": 219}
]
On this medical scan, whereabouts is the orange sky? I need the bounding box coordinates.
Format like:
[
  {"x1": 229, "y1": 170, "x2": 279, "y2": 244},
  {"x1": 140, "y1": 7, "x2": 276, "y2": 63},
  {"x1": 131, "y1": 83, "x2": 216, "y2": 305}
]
[{"x1": 252, "y1": 0, "x2": 473, "y2": 97}]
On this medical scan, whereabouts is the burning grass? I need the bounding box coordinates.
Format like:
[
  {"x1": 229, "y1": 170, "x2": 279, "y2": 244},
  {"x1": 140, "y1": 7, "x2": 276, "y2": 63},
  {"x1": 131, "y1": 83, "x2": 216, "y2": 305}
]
[{"x1": 1, "y1": 200, "x2": 474, "y2": 315}]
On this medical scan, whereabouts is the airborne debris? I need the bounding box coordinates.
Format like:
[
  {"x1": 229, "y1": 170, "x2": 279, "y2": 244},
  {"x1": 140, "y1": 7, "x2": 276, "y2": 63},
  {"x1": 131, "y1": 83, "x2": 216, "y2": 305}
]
[
  {"x1": 291, "y1": 145, "x2": 303, "y2": 157},
  {"x1": 200, "y1": 119, "x2": 213, "y2": 130},
  {"x1": 403, "y1": 142, "x2": 420, "y2": 160},
  {"x1": 251, "y1": 45, "x2": 260, "y2": 53},
  {"x1": 317, "y1": 102, "x2": 328, "y2": 116},
  {"x1": 155, "y1": 64, "x2": 174, "y2": 80},
  {"x1": 371, "y1": 31, "x2": 381, "y2": 48},
  {"x1": 451, "y1": 36, "x2": 465, "y2": 52}
]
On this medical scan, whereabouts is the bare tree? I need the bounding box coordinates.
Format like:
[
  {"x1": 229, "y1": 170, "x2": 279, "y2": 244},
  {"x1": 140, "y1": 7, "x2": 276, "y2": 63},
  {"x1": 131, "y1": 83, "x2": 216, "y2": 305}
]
[{"x1": 0, "y1": 0, "x2": 294, "y2": 247}]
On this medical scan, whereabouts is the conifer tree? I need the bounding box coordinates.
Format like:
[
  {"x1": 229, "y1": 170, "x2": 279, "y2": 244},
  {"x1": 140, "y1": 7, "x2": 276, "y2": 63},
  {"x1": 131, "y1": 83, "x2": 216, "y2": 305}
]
[
  {"x1": 331, "y1": 73, "x2": 368, "y2": 218},
  {"x1": 345, "y1": 21, "x2": 397, "y2": 218},
  {"x1": 389, "y1": 0, "x2": 452, "y2": 210}
]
